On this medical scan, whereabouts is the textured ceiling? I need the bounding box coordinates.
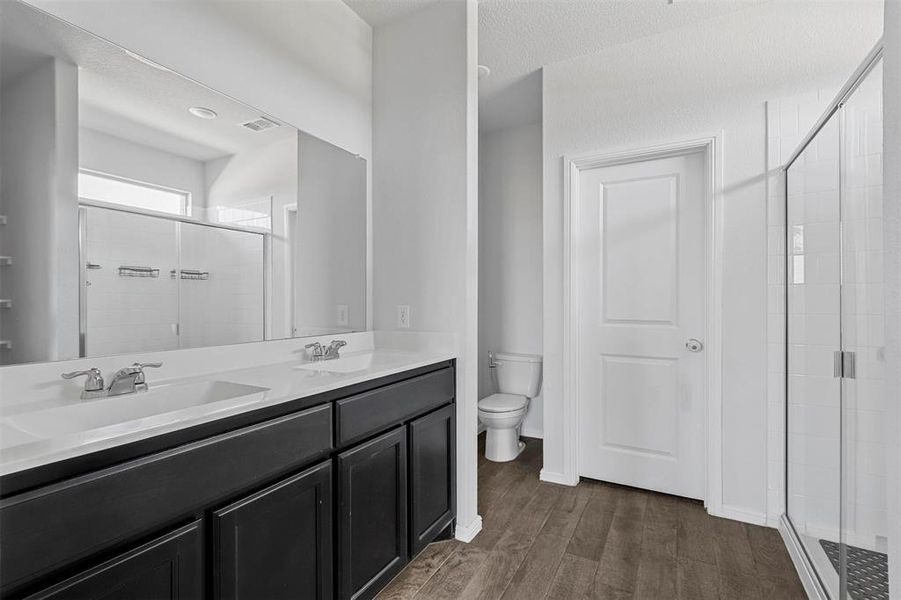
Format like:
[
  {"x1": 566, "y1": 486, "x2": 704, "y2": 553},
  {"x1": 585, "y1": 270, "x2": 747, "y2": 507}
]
[
  {"x1": 478, "y1": 0, "x2": 766, "y2": 131},
  {"x1": 1, "y1": 2, "x2": 295, "y2": 162},
  {"x1": 340, "y1": 0, "x2": 769, "y2": 131},
  {"x1": 342, "y1": 0, "x2": 442, "y2": 27},
  {"x1": 482, "y1": 0, "x2": 883, "y2": 132},
  {"x1": 542, "y1": 0, "x2": 883, "y2": 153}
]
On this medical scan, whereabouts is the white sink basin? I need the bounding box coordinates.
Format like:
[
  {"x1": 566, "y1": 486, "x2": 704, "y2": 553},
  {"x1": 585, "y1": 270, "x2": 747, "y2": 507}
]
[
  {"x1": 296, "y1": 353, "x2": 375, "y2": 374},
  {"x1": 0, "y1": 422, "x2": 42, "y2": 450},
  {"x1": 4, "y1": 380, "x2": 269, "y2": 440}
]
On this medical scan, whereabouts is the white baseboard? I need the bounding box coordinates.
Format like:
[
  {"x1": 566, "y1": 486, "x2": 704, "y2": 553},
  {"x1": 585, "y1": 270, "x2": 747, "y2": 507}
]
[
  {"x1": 708, "y1": 505, "x2": 769, "y2": 526},
  {"x1": 455, "y1": 515, "x2": 482, "y2": 543},
  {"x1": 539, "y1": 469, "x2": 579, "y2": 486},
  {"x1": 779, "y1": 514, "x2": 828, "y2": 600}
]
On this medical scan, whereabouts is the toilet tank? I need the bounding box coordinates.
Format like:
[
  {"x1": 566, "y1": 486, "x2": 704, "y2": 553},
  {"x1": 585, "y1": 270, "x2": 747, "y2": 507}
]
[{"x1": 492, "y1": 352, "x2": 542, "y2": 398}]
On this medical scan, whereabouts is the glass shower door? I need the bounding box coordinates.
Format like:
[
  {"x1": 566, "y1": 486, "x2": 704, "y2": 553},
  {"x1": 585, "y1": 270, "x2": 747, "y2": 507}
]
[
  {"x1": 785, "y1": 54, "x2": 887, "y2": 600},
  {"x1": 786, "y1": 111, "x2": 844, "y2": 598},
  {"x1": 81, "y1": 206, "x2": 180, "y2": 356},
  {"x1": 178, "y1": 222, "x2": 265, "y2": 349},
  {"x1": 840, "y1": 58, "x2": 888, "y2": 600}
]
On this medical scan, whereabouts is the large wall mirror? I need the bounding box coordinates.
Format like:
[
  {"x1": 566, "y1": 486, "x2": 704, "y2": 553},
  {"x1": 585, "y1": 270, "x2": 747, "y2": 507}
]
[{"x1": 0, "y1": 1, "x2": 367, "y2": 365}]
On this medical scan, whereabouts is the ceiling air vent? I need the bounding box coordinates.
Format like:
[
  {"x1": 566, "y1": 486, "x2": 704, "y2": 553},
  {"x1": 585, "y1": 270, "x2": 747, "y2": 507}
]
[{"x1": 240, "y1": 116, "x2": 280, "y2": 132}]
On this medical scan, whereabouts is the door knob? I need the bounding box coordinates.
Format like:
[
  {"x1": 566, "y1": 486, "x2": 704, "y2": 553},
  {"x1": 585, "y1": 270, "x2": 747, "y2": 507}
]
[{"x1": 685, "y1": 338, "x2": 704, "y2": 352}]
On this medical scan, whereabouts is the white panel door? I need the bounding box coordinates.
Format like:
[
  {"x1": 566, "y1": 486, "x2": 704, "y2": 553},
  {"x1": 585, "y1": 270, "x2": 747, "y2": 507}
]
[{"x1": 577, "y1": 151, "x2": 706, "y2": 499}]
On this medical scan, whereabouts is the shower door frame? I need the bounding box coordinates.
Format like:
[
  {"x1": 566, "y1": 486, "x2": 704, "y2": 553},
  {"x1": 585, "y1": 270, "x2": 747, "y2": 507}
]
[{"x1": 780, "y1": 40, "x2": 884, "y2": 600}]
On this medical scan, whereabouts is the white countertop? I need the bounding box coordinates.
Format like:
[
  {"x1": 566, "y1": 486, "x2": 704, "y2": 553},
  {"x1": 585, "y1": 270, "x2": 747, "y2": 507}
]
[{"x1": 0, "y1": 348, "x2": 454, "y2": 478}]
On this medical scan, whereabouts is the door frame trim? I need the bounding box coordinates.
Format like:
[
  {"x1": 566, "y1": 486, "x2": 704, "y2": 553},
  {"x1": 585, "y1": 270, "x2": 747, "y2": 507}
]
[{"x1": 560, "y1": 132, "x2": 724, "y2": 512}]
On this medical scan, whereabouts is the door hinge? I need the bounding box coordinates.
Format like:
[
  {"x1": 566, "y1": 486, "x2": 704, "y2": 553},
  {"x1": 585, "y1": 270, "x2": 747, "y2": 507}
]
[{"x1": 833, "y1": 350, "x2": 856, "y2": 379}]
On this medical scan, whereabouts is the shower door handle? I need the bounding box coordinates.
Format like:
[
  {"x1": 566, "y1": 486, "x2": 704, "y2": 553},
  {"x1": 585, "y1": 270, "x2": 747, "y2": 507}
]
[
  {"x1": 833, "y1": 350, "x2": 856, "y2": 379},
  {"x1": 844, "y1": 351, "x2": 856, "y2": 379}
]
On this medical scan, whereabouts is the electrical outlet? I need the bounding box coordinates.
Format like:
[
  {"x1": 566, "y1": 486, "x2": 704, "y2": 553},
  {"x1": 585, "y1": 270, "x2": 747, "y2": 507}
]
[
  {"x1": 397, "y1": 305, "x2": 411, "y2": 329},
  {"x1": 336, "y1": 304, "x2": 349, "y2": 327}
]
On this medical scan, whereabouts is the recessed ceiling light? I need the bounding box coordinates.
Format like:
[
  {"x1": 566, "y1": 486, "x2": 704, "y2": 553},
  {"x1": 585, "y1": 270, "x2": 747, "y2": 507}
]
[
  {"x1": 188, "y1": 106, "x2": 218, "y2": 120},
  {"x1": 124, "y1": 50, "x2": 173, "y2": 73},
  {"x1": 478, "y1": 65, "x2": 491, "y2": 80}
]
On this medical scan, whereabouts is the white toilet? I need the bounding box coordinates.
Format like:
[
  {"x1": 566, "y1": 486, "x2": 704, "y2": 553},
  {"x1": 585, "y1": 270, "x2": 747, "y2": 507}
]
[{"x1": 478, "y1": 352, "x2": 542, "y2": 462}]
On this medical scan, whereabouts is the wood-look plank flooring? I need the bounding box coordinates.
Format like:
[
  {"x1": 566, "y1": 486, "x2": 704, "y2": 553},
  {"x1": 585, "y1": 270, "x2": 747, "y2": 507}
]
[{"x1": 377, "y1": 435, "x2": 806, "y2": 600}]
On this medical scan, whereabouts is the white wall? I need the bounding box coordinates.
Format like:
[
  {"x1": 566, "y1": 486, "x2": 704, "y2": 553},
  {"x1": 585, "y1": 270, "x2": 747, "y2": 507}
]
[
  {"x1": 295, "y1": 132, "x2": 366, "y2": 336},
  {"x1": 0, "y1": 58, "x2": 79, "y2": 364},
  {"x1": 541, "y1": 1, "x2": 882, "y2": 520},
  {"x1": 883, "y1": 0, "x2": 900, "y2": 590},
  {"x1": 80, "y1": 127, "x2": 207, "y2": 210},
  {"x1": 372, "y1": 0, "x2": 481, "y2": 539},
  {"x1": 479, "y1": 122, "x2": 543, "y2": 436}
]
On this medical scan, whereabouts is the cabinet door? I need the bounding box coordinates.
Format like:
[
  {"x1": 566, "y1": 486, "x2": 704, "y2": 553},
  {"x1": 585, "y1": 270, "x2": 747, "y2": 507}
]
[
  {"x1": 337, "y1": 427, "x2": 408, "y2": 600},
  {"x1": 211, "y1": 460, "x2": 333, "y2": 600},
  {"x1": 409, "y1": 404, "x2": 456, "y2": 556},
  {"x1": 24, "y1": 521, "x2": 202, "y2": 600}
]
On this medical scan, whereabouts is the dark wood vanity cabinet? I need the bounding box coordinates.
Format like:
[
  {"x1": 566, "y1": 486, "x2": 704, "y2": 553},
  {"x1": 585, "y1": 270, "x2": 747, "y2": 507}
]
[
  {"x1": 334, "y1": 404, "x2": 457, "y2": 600},
  {"x1": 337, "y1": 427, "x2": 408, "y2": 600},
  {"x1": 409, "y1": 404, "x2": 456, "y2": 556},
  {"x1": 0, "y1": 361, "x2": 455, "y2": 600},
  {"x1": 22, "y1": 521, "x2": 203, "y2": 600},
  {"x1": 211, "y1": 460, "x2": 333, "y2": 600}
]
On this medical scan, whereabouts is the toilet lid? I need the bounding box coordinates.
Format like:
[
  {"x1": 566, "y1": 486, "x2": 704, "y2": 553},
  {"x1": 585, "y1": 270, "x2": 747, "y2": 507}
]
[{"x1": 478, "y1": 393, "x2": 527, "y2": 413}]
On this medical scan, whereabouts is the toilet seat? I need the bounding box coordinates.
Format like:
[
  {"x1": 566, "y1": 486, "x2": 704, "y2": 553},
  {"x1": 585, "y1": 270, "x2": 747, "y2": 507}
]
[{"x1": 478, "y1": 393, "x2": 528, "y2": 413}]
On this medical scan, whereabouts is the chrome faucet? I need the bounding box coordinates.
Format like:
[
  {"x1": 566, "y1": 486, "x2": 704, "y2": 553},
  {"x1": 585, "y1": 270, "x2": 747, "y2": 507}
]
[
  {"x1": 304, "y1": 342, "x2": 325, "y2": 362},
  {"x1": 323, "y1": 340, "x2": 347, "y2": 360},
  {"x1": 61, "y1": 367, "x2": 106, "y2": 400},
  {"x1": 304, "y1": 340, "x2": 347, "y2": 362},
  {"x1": 106, "y1": 362, "x2": 162, "y2": 397}
]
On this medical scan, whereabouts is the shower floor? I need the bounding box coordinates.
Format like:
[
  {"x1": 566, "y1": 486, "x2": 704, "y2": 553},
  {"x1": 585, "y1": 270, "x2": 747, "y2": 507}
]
[{"x1": 820, "y1": 539, "x2": 889, "y2": 600}]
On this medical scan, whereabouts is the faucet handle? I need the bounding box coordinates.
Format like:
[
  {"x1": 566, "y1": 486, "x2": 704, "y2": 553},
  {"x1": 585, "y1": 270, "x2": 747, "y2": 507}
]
[
  {"x1": 133, "y1": 362, "x2": 162, "y2": 370},
  {"x1": 61, "y1": 367, "x2": 105, "y2": 391},
  {"x1": 328, "y1": 340, "x2": 347, "y2": 349},
  {"x1": 131, "y1": 362, "x2": 161, "y2": 385}
]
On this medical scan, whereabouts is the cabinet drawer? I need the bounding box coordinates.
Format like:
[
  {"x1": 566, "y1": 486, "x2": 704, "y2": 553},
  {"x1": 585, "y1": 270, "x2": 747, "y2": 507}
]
[
  {"x1": 335, "y1": 367, "x2": 453, "y2": 447},
  {"x1": 0, "y1": 403, "x2": 332, "y2": 594}
]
